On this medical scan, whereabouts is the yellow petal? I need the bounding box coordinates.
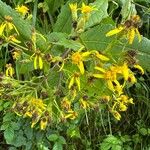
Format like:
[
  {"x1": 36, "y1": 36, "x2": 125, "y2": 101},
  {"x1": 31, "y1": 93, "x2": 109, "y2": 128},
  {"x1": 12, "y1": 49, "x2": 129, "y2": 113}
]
[
  {"x1": 128, "y1": 28, "x2": 135, "y2": 44},
  {"x1": 7, "y1": 22, "x2": 13, "y2": 30},
  {"x1": 106, "y1": 26, "x2": 124, "y2": 37},
  {"x1": 134, "y1": 64, "x2": 144, "y2": 75},
  {"x1": 107, "y1": 80, "x2": 114, "y2": 91},
  {"x1": 78, "y1": 61, "x2": 84, "y2": 74},
  {"x1": 9, "y1": 36, "x2": 21, "y2": 43},
  {"x1": 81, "y1": 51, "x2": 91, "y2": 58},
  {"x1": 9, "y1": 67, "x2": 14, "y2": 77},
  {"x1": 68, "y1": 76, "x2": 75, "y2": 89},
  {"x1": 95, "y1": 52, "x2": 109, "y2": 61},
  {"x1": 75, "y1": 77, "x2": 80, "y2": 91},
  {"x1": 40, "y1": 118, "x2": 47, "y2": 130},
  {"x1": 93, "y1": 74, "x2": 104, "y2": 78},
  {"x1": 38, "y1": 56, "x2": 43, "y2": 69},
  {"x1": 122, "y1": 63, "x2": 129, "y2": 81},
  {"x1": 0, "y1": 23, "x2": 6, "y2": 36},
  {"x1": 113, "y1": 111, "x2": 121, "y2": 120},
  {"x1": 95, "y1": 66, "x2": 106, "y2": 73}
]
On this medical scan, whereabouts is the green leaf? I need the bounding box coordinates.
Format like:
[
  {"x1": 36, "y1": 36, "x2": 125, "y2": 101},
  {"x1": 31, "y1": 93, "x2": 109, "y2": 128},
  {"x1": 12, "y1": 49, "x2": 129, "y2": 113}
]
[
  {"x1": 4, "y1": 127, "x2": 14, "y2": 144},
  {"x1": 47, "y1": 134, "x2": 59, "y2": 142},
  {"x1": 47, "y1": 32, "x2": 83, "y2": 50},
  {"x1": 52, "y1": 142, "x2": 63, "y2": 150},
  {"x1": 67, "y1": 126, "x2": 81, "y2": 138},
  {"x1": 85, "y1": 0, "x2": 108, "y2": 28},
  {"x1": 3, "y1": 112, "x2": 15, "y2": 122},
  {"x1": 139, "y1": 128, "x2": 148, "y2": 136},
  {"x1": 58, "y1": 136, "x2": 66, "y2": 145},
  {"x1": 53, "y1": 2, "x2": 72, "y2": 33},
  {"x1": 100, "y1": 135, "x2": 122, "y2": 150}
]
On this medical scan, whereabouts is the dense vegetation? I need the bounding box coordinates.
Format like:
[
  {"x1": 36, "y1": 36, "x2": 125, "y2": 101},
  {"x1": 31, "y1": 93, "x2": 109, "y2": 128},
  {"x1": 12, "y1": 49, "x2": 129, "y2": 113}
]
[{"x1": 0, "y1": 0, "x2": 150, "y2": 150}]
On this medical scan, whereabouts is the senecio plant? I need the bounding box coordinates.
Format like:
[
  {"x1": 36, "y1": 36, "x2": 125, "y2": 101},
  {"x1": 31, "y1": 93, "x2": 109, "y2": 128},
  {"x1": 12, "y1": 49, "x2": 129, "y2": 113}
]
[
  {"x1": 0, "y1": 1, "x2": 144, "y2": 129},
  {"x1": 0, "y1": 1, "x2": 149, "y2": 149}
]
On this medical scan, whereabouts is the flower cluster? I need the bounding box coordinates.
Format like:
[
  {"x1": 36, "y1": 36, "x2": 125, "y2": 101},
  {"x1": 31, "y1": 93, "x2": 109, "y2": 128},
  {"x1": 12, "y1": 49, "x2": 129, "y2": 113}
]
[
  {"x1": 0, "y1": 15, "x2": 20, "y2": 43},
  {"x1": 69, "y1": 2, "x2": 96, "y2": 33},
  {"x1": 93, "y1": 62, "x2": 144, "y2": 120},
  {"x1": 106, "y1": 15, "x2": 142, "y2": 44},
  {"x1": 12, "y1": 97, "x2": 51, "y2": 130}
]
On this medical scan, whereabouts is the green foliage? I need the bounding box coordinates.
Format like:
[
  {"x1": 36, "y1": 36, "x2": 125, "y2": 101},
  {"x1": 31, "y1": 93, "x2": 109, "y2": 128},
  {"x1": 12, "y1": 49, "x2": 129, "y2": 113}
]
[{"x1": 0, "y1": 0, "x2": 150, "y2": 149}]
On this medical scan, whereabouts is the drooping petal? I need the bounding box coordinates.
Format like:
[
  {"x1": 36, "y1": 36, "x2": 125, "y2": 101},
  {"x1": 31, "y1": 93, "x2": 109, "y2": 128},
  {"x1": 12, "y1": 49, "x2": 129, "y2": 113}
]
[
  {"x1": 106, "y1": 26, "x2": 124, "y2": 37},
  {"x1": 93, "y1": 74, "x2": 104, "y2": 78},
  {"x1": 34, "y1": 55, "x2": 38, "y2": 70},
  {"x1": 95, "y1": 52, "x2": 109, "y2": 61},
  {"x1": 134, "y1": 64, "x2": 144, "y2": 75},
  {"x1": 128, "y1": 28, "x2": 135, "y2": 44},
  {"x1": 68, "y1": 76, "x2": 75, "y2": 89},
  {"x1": 95, "y1": 66, "x2": 106, "y2": 73},
  {"x1": 122, "y1": 63, "x2": 129, "y2": 81},
  {"x1": 38, "y1": 56, "x2": 43, "y2": 69},
  {"x1": 75, "y1": 77, "x2": 80, "y2": 91},
  {"x1": 0, "y1": 23, "x2": 6, "y2": 36},
  {"x1": 81, "y1": 51, "x2": 91, "y2": 58},
  {"x1": 107, "y1": 80, "x2": 114, "y2": 91},
  {"x1": 78, "y1": 61, "x2": 84, "y2": 74}
]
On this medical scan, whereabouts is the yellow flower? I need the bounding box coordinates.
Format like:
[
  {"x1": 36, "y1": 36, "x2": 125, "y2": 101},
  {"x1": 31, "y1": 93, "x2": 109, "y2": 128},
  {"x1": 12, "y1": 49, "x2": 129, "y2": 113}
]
[
  {"x1": 40, "y1": 117, "x2": 48, "y2": 130},
  {"x1": 15, "y1": 5, "x2": 29, "y2": 16},
  {"x1": 80, "y1": 2, "x2": 95, "y2": 14},
  {"x1": 112, "y1": 110, "x2": 121, "y2": 120},
  {"x1": 93, "y1": 66, "x2": 117, "y2": 91},
  {"x1": 0, "y1": 16, "x2": 19, "y2": 36},
  {"x1": 64, "y1": 110, "x2": 78, "y2": 120},
  {"x1": 119, "y1": 103, "x2": 127, "y2": 111},
  {"x1": 121, "y1": 63, "x2": 129, "y2": 81},
  {"x1": 12, "y1": 50, "x2": 21, "y2": 60},
  {"x1": 72, "y1": 51, "x2": 91, "y2": 74},
  {"x1": 68, "y1": 73, "x2": 81, "y2": 91},
  {"x1": 5, "y1": 63, "x2": 14, "y2": 77},
  {"x1": 33, "y1": 53, "x2": 43, "y2": 70},
  {"x1": 106, "y1": 15, "x2": 142, "y2": 44},
  {"x1": 128, "y1": 73, "x2": 137, "y2": 84},
  {"x1": 80, "y1": 98, "x2": 90, "y2": 109},
  {"x1": 69, "y1": 3, "x2": 78, "y2": 21},
  {"x1": 61, "y1": 97, "x2": 71, "y2": 110},
  {"x1": 134, "y1": 64, "x2": 144, "y2": 75},
  {"x1": 30, "y1": 98, "x2": 47, "y2": 110},
  {"x1": 117, "y1": 95, "x2": 134, "y2": 104},
  {"x1": 7, "y1": 35, "x2": 21, "y2": 43}
]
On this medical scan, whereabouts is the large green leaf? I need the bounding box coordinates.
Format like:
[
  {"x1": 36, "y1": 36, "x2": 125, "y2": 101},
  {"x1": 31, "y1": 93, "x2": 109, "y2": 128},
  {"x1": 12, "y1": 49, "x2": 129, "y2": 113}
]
[
  {"x1": 53, "y1": 1, "x2": 72, "y2": 34},
  {"x1": 47, "y1": 32, "x2": 83, "y2": 50}
]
